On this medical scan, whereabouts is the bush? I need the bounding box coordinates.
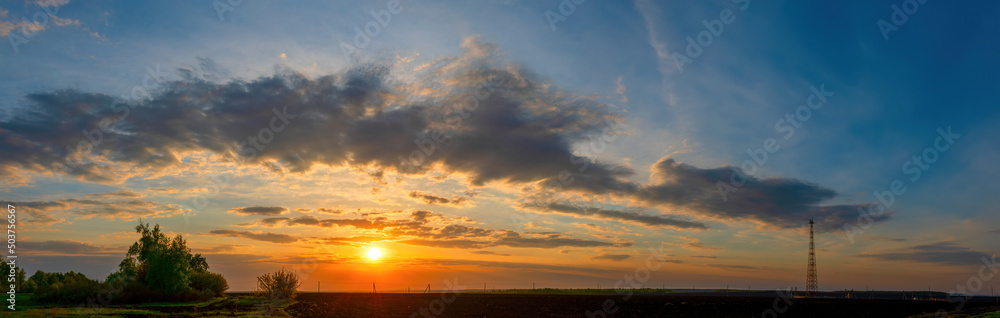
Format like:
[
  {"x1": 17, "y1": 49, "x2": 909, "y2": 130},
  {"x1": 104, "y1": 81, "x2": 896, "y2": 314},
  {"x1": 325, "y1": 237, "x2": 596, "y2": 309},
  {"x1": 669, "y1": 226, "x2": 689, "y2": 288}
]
[
  {"x1": 255, "y1": 268, "x2": 300, "y2": 300},
  {"x1": 31, "y1": 272, "x2": 102, "y2": 305},
  {"x1": 189, "y1": 271, "x2": 229, "y2": 297}
]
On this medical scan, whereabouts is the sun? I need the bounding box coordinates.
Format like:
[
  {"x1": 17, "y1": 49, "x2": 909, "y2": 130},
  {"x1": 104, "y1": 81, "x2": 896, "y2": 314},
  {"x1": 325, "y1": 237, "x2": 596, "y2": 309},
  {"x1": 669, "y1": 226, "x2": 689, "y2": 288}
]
[{"x1": 367, "y1": 247, "x2": 382, "y2": 260}]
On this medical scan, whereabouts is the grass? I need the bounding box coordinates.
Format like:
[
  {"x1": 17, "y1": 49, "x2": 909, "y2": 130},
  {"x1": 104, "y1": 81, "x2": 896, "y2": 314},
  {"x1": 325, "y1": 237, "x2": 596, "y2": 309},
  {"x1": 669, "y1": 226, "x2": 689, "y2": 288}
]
[{"x1": 5, "y1": 293, "x2": 296, "y2": 317}]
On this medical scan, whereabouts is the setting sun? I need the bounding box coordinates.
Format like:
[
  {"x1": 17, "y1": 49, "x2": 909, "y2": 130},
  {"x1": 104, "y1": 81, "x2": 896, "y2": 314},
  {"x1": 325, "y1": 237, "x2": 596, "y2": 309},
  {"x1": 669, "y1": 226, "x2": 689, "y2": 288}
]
[{"x1": 367, "y1": 247, "x2": 382, "y2": 261}]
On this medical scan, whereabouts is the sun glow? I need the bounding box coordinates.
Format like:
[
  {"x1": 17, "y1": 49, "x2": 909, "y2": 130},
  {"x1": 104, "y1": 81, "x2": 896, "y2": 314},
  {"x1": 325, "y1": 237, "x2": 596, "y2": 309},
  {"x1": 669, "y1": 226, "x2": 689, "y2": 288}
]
[{"x1": 367, "y1": 247, "x2": 382, "y2": 260}]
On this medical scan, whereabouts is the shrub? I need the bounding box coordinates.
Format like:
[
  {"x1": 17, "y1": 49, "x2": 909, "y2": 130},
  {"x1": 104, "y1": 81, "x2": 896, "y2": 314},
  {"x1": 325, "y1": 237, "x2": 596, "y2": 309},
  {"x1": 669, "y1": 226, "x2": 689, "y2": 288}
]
[
  {"x1": 189, "y1": 271, "x2": 229, "y2": 297},
  {"x1": 255, "y1": 268, "x2": 300, "y2": 300},
  {"x1": 31, "y1": 272, "x2": 102, "y2": 305}
]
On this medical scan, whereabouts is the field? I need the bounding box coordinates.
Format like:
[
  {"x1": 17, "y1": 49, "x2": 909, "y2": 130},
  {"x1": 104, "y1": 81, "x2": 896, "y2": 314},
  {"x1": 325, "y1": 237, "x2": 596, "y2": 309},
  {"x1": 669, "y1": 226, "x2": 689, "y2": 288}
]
[
  {"x1": 285, "y1": 293, "x2": 1000, "y2": 318},
  {"x1": 7, "y1": 292, "x2": 1000, "y2": 317}
]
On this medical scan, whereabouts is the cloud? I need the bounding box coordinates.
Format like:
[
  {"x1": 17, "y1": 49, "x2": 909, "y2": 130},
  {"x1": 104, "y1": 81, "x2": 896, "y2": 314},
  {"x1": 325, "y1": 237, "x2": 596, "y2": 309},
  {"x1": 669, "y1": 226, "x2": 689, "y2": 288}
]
[
  {"x1": 856, "y1": 241, "x2": 993, "y2": 267},
  {"x1": 0, "y1": 37, "x2": 872, "y2": 234},
  {"x1": 412, "y1": 258, "x2": 619, "y2": 274},
  {"x1": 408, "y1": 191, "x2": 467, "y2": 206},
  {"x1": 316, "y1": 208, "x2": 343, "y2": 214},
  {"x1": 12, "y1": 196, "x2": 184, "y2": 224},
  {"x1": 688, "y1": 255, "x2": 716, "y2": 259},
  {"x1": 0, "y1": 1, "x2": 77, "y2": 37},
  {"x1": 35, "y1": 0, "x2": 72, "y2": 7},
  {"x1": 539, "y1": 157, "x2": 888, "y2": 233},
  {"x1": 0, "y1": 38, "x2": 627, "y2": 191},
  {"x1": 149, "y1": 187, "x2": 180, "y2": 193},
  {"x1": 706, "y1": 264, "x2": 775, "y2": 271},
  {"x1": 671, "y1": 236, "x2": 719, "y2": 251},
  {"x1": 86, "y1": 190, "x2": 142, "y2": 198},
  {"x1": 206, "y1": 229, "x2": 299, "y2": 244},
  {"x1": 615, "y1": 76, "x2": 628, "y2": 103},
  {"x1": 317, "y1": 236, "x2": 391, "y2": 245},
  {"x1": 592, "y1": 253, "x2": 631, "y2": 261},
  {"x1": 19, "y1": 240, "x2": 109, "y2": 255},
  {"x1": 866, "y1": 235, "x2": 907, "y2": 242},
  {"x1": 471, "y1": 251, "x2": 511, "y2": 256},
  {"x1": 228, "y1": 206, "x2": 289, "y2": 216},
  {"x1": 193, "y1": 244, "x2": 241, "y2": 253},
  {"x1": 246, "y1": 209, "x2": 627, "y2": 249},
  {"x1": 524, "y1": 201, "x2": 707, "y2": 229}
]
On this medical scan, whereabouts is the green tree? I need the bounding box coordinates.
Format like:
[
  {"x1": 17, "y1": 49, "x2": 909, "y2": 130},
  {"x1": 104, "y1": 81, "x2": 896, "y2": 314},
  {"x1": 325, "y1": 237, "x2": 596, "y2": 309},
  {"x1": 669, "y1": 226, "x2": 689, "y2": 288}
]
[
  {"x1": 108, "y1": 221, "x2": 228, "y2": 300},
  {"x1": 29, "y1": 271, "x2": 101, "y2": 305},
  {"x1": 12, "y1": 267, "x2": 26, "y2": 292}
]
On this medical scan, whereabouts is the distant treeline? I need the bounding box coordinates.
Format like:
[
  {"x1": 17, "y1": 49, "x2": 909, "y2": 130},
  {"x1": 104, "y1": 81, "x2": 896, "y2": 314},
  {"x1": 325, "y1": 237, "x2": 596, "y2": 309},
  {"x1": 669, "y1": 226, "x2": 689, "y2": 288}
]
[{"x1": 14, "y1": 221, "x2": 228, "y2": 305}]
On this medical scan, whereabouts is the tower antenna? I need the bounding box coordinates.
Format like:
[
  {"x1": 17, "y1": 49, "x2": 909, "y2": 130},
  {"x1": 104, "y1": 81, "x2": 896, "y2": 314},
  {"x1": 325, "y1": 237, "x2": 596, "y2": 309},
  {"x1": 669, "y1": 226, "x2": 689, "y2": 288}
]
[{"x1": 807, "y1": 218, "x2": 818, "y2": 297}]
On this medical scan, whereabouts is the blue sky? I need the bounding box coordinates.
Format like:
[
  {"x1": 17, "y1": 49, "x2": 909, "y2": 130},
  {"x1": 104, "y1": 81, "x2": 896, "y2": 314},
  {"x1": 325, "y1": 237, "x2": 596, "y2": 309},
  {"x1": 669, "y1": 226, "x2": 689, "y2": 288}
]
[{"x1": 1, "y1": 0, "x2": 998, "y2": 293}]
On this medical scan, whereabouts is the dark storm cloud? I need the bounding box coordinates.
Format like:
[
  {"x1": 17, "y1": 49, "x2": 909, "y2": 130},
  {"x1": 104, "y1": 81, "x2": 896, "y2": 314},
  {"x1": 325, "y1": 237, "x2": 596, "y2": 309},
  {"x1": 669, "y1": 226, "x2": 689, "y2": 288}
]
[
  {"x1": 523, "y1": 201, "x2": 708, "y2": 229},
  {"x1": 408, "y1": 191, "x2": 467, "y2": 206},
  {"x1": 0, "y1": 38, "x2": 625, "y2": 191},
  {"x1": 592, "y1": 253, "x2": 631, "y2": 261},
  {"x1": 227, "y1": 206, "x2": 289, "y2": 216},
  {"x1": 206, "y1": 229, "x2": 299, "y2": 244},
  {"x1": 633, "y1": 158, "x2": 890, "y2": 232},
  {"x1": 0, "y1": 37, "x2": 879, "y2": 232},
  {"x1": 856, "y1": 241, "x2": 994, "y2": 267},
  {"x1": 540, "y1": 157, "x2": 888, "y2": 233}
]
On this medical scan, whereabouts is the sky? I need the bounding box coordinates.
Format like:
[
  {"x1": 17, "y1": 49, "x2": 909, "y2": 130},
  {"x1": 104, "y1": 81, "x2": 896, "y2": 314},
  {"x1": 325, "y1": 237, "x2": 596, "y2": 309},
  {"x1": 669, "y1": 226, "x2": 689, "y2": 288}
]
[{"x1": 1, "y1": 0, "x2": 998, "y2": 293}]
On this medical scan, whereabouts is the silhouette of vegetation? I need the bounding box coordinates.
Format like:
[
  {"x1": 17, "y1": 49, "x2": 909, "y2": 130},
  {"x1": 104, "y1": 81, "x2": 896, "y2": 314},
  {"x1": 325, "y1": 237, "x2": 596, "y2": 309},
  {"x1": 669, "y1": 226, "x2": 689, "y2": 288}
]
[
  {"x1": 255, "y1": 268, "x2": 300, "y2": 301},
  {"x1": 105, "y1": 221, "x2": 229, "y2": 303},
  {"x1": 25, "y1": 271, "x2": 102, "y2": 304},
  {"x1": 10, "y1": 267, "x2": 27, "y2": 292},
  {"x1": 22, "y1": 221, "x2": 228, "y2": 304}
]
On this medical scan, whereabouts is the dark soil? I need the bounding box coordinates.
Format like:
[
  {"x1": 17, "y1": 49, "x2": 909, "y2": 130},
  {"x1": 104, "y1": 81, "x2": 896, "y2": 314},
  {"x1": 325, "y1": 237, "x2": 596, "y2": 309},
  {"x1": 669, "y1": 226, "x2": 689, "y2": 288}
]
[{"x1": 284, "y1": 293, "x2": 1000, "y2": 317}]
